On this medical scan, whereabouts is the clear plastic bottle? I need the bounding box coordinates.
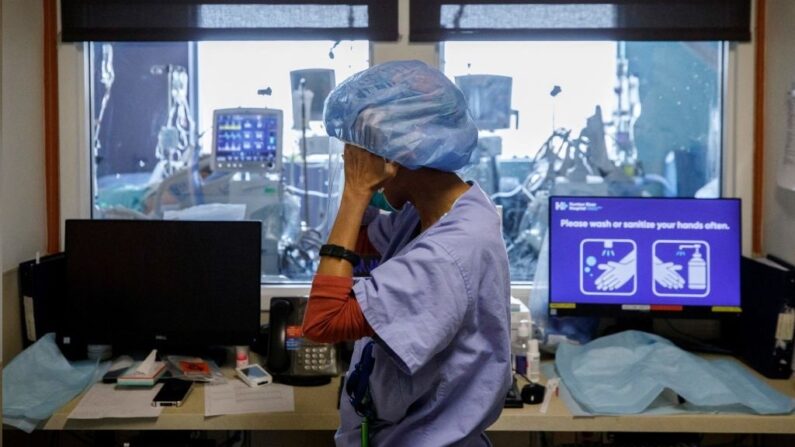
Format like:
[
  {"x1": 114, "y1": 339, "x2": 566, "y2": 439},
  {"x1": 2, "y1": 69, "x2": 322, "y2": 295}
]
[
  {"x1": 527, "y1": 339, "x2": 541, "y2": 383},
  {"x1": 512, "y1": 320, "x2": 530, "y2": 375}
]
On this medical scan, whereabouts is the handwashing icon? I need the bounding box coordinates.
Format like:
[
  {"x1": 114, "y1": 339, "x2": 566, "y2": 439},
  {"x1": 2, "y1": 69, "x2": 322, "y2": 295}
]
[
  {"x1": 653, "y1": 240, "x2": 710, "y2": 297},
  {"x1": 580, "y1": 239, "x2": 637, "y2": 296}
]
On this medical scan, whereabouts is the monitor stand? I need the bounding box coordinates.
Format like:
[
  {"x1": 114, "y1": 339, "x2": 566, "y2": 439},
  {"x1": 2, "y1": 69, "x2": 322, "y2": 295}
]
[
  {"x1": 602, "y1": 317, "x2": 654, "y2": 336},
  {"x1": 600, "y1": 319, "x2": 733, "y2": 355}
]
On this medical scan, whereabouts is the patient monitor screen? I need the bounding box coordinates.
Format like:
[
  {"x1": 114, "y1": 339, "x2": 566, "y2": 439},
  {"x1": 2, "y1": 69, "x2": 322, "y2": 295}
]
[
  {"x1": 214, "y1": 109, "x2": 280, "y2": 170},
  {"x1": 549, "y1": 197, "x2": 741, "y2": 317}
]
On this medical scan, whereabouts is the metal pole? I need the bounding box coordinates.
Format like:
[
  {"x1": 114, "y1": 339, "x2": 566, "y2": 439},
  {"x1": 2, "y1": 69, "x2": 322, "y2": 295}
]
[{"x1": 300, "y1": 79, "x2": 310, "y2": 226}]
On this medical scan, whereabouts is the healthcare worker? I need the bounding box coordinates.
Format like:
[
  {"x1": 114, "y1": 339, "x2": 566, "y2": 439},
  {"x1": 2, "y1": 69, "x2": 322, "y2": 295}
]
[{"x1": 302, "y1": 60, "x2": 511, "y2": 446}]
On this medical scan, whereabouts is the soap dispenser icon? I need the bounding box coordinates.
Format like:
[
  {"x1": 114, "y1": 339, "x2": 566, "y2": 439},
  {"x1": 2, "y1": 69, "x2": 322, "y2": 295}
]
[{"x1": 681, "y1": 244, "x2": 707, "y2": 290}]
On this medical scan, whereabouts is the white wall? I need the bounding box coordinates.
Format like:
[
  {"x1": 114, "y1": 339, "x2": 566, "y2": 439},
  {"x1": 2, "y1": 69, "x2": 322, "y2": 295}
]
[
  {"x1": 57, "y1": 42, "x2": 90, "y2": 238},
  {"x1": 725, "y1": 35, "x2": 757, "y2": 256},
  {"x1": 1, "y1": 0, "x2": 5, "y2": 377},
  {"x1": 762, "y1": 0, "x2": 795, "y2": 264},
  {"x1": 2, "y1": 2, "x2": 9, "y2": 437},
  {"x1": 1, "y1": 0, "x2": 46, "y2": 270}
]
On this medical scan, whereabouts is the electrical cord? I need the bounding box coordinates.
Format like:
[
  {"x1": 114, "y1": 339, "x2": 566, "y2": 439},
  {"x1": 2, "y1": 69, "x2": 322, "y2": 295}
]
[{"x1": 514, "y1": 371, "x2": 532, "y2": 384}]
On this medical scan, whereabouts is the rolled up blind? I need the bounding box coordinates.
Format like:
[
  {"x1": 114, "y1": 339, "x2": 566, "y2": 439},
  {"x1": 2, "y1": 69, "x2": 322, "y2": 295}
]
[
  {"x1": 410, "y1": 0, "x2": 751, "y2": 42},
  {"x1": 62, "y1": 0, "x2": 399, "y2": 42}
]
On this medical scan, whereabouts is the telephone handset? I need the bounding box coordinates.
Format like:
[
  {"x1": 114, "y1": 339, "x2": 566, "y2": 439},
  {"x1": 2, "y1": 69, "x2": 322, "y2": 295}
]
[{"x1": 266, "y1": 297, "x2": 340, "y2": 386}]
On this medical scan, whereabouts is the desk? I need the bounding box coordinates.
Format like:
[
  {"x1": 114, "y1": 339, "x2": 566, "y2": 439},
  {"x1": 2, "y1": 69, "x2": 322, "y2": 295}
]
[{"x1": 43, "y1": 359, "x2": 795, "y2": 434}]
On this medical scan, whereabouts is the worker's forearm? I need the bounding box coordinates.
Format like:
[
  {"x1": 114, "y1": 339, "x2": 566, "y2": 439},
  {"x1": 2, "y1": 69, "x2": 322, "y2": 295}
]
[{"x1": 316, "y1": 188, "x2": 371, "y2": 277}]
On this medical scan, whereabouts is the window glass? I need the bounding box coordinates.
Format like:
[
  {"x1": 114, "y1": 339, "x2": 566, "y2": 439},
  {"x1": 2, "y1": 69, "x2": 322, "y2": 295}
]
[
  {"x1": 90, "y1": 41, "x2": 370, "y2": 282},
  {"x1": 444, "y1": 41, "x2": 724, "y2": 281}
]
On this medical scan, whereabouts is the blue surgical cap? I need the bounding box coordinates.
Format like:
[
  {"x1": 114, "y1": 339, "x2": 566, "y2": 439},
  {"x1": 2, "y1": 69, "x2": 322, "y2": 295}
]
[{"x1": 324, "y1": 60, "x2": 478, "y2": 172}]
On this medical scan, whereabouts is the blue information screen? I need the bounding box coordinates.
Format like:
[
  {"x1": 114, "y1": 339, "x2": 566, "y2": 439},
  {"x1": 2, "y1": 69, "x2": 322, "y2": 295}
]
[{"x1": 549, "y1": 197, "x2": 741, "y2": 316}]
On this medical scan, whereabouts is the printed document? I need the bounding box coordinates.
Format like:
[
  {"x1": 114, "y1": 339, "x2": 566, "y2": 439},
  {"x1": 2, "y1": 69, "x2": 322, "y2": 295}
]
[
  {"x1": 68, "y1": 383, "x2": 164, "y2": 419},
  {"x1": 204, "y1": 380, "x2": 294, "y2": 416}
]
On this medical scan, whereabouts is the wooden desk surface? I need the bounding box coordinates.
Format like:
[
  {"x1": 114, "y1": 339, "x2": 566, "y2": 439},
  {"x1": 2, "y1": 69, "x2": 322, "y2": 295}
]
[{"x1": 44, "y1": 361, "x2": 795, "y2": 433}]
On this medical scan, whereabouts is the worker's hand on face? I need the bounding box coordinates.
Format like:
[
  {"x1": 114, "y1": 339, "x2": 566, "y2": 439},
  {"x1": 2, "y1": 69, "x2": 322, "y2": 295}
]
[{"x1": 343, "y1": 144, "x2": 398, "y2": 196}]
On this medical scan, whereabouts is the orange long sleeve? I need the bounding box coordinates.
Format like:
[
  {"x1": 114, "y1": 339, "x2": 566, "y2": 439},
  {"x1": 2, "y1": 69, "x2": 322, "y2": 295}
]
[{"x1": 302, "y1": 275, "x2": 375, "y2": 344}]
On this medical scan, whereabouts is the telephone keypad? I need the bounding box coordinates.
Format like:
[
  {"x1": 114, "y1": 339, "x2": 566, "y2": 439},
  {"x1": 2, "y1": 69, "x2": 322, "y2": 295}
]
[{"x1": 298, "y1": 344, "x2": 336, "y2": 373}]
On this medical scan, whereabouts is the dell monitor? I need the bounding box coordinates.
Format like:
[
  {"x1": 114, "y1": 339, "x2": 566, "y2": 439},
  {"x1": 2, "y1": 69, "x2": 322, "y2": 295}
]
[
  {"x1": 64, "y1": 220, "x2": 262, "y2": 354},
  {"x1": 549, "y1": 197, "x2": 741, "y2": 317},
  {"x1": 212, "y1": 108, "x2": 282, "y2": 171}
]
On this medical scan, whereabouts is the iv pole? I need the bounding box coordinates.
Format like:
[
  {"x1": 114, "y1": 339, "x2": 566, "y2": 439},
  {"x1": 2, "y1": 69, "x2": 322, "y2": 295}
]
[{"x1": 299, "y1": 78, "x2": 311, "y2": 227}]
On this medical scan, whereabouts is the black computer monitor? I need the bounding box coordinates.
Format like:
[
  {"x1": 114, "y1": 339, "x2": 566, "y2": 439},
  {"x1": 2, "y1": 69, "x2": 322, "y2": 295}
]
[
  {"x1": 64, "y1": 220, "x2": 262, "y2": 352},
  {"x1": 548, "y1": 197, "x2": 741, "y2": 318}
]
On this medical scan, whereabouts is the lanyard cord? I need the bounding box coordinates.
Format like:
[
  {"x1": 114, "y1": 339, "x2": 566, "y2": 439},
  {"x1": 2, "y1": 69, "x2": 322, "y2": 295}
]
[{"x1": 346, "y1": 340, "x2": 377, "y2": 447}]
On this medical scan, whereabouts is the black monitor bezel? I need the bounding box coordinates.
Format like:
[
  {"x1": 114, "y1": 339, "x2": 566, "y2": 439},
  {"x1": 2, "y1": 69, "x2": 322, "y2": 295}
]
[{"x1": 64, "y1": 219, "x2": 262, "y2": 351}]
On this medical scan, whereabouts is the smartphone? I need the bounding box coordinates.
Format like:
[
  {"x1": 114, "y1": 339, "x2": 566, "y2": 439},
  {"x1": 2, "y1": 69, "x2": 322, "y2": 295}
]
[{"x1": 151, "y1": 380, "x2": 194, "y2": 407}]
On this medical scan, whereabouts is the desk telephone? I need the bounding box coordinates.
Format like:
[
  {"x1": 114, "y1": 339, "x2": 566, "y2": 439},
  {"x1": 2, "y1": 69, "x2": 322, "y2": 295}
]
[{"x1": 267, "y1": 297, "x2": 341, "y2": 386}]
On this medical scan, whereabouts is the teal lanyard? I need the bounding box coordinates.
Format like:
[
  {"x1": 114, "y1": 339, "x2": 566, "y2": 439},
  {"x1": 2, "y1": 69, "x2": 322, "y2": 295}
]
[{"x1": 361, "y1": 416, "x2": 370, "y2": 447}]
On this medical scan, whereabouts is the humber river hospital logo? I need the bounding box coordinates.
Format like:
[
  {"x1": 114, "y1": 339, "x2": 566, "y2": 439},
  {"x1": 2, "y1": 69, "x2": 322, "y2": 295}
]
[{"x1": 555, "y1": 200, "x2": 602, "y2": 212}]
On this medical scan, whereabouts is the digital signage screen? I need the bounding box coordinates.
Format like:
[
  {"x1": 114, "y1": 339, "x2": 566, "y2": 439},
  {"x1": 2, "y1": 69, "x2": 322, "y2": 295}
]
[{"x1": 549, "y1": 197, "x2": 741, "y2": 317}]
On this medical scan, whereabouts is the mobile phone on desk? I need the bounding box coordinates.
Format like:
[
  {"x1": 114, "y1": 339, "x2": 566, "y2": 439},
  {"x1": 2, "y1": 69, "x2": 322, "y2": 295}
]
[{"x1": 151, "y1": 380, "x2": 194, "y2": 407}]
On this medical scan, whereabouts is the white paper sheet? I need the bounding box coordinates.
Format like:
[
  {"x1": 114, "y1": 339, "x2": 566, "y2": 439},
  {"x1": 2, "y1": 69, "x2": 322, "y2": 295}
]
[
  {"x1": 68, "y1": 383, "x2": 164, "y2": 420},
  {"x1": 204, "y1": 380, "x2": 294, "y2": 416}
]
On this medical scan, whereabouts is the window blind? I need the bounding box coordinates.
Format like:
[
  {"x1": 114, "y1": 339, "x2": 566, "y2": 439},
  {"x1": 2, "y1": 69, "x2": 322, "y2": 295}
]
[
  {"x1": 62, "y1": 0, "x2": 398, "y2": 42},
  {"x1": 410, "y1": 1, "x2": 751, "y2": 42}
]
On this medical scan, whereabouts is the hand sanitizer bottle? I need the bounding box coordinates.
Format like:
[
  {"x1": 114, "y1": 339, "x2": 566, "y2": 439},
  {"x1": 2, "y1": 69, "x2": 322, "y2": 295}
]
[
  {"x1": 527, "y1": 339, "x2": 541, "y2": 383},
  {"x1": 512, "y1": 320, "x2": 530, "y2": 375}
]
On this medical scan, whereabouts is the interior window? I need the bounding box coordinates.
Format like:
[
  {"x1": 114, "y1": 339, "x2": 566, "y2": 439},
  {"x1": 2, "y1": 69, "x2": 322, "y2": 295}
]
[
  {"x1": 444, "y1": 41, "x2": 724, "y2": 281},
  {"x1": 89, "y1": 40, "x2": 724, "y2": 284},
  {"x1": 89, "y1": 41, "x2": 370, "y2": 282}
]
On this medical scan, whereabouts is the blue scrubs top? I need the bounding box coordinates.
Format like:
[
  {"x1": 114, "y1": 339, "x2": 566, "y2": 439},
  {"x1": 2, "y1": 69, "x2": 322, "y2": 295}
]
[{"x1": 337, "y1": 183, "x2": 512, "y2": 446}]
